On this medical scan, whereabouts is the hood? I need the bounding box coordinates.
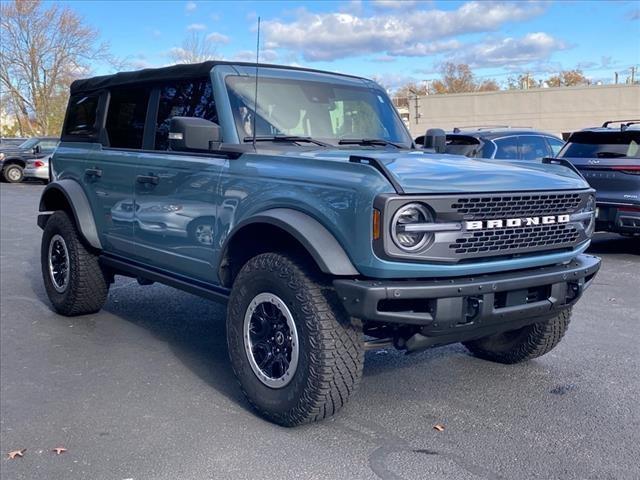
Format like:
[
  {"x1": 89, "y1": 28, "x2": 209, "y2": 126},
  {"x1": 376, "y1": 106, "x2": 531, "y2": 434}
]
[{"x1": 294, "y1": 148, "x2": 589, "y2": 193}]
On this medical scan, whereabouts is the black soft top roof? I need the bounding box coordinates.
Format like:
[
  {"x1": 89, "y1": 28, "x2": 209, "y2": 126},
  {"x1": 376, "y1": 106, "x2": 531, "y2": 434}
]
[{"x1": 70, "y1": 61, "x2": 365, "y2": 95}]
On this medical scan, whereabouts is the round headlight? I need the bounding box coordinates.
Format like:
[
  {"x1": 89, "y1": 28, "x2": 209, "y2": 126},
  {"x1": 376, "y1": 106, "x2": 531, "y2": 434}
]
[{"x1": 391, "y1": 203, "x2": 433, "y2": 251}]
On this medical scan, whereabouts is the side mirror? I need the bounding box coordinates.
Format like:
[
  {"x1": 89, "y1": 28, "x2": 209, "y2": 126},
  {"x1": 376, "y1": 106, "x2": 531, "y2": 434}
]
[
  {"x1": 423, "y1": 128, "x2": 446, "y2": 153},
  {"x1": 33, "y1": 145, "x2": 41, "y2": 154},
  {"x1": 169, "y1": 117, "x2": 222, "y2": 152}
]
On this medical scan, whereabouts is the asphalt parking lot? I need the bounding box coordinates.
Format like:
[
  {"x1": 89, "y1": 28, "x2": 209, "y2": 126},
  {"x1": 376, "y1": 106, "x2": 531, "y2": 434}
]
[{"x1": 1, "y1": 182, "x2": 638, "y2": 480}]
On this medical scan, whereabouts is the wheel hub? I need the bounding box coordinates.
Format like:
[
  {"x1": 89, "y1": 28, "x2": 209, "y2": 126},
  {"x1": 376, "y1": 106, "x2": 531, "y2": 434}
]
[
  {"x1": 48, "y1": 234, "x2": 70, "y2": 293},
  {"x1": 243, "y1": 293, "x2": 299, "y2": 388}
]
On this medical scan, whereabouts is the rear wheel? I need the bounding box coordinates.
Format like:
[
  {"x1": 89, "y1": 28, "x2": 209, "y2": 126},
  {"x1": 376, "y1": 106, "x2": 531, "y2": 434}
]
[
  {"x1": 227, "y1": 252, "x2": 364, "y2": 426},
  {"x1": 463, "y1": 309, "x2": 572, "y2": 364},
  {"x1": 3, "y1": 164, "x2": 24, "y2": 183},
  {"x1": 41, "y1": 211, "x2": 109, "y2": 316}
]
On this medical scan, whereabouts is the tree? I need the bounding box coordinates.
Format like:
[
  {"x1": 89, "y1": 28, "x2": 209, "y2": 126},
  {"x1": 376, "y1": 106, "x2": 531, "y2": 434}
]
[
  {"x1": 506, "y1": 73, "x2": 538, "y2": 90},
  {"x1": 392, "y1": 82, "x2": 429, "y2": 108},
  {"x1": 0, "y1": 0, "x2": 110, "y2": 136},
  {"x1": 168, "y1": 32, "x2": 221, "y2": 64},
  {"x1": 546, "y1": 70, "x2": 589, "y2": 87},
  {"x1": 431, "y1": 63, "x2": 499, "y2": 94}
]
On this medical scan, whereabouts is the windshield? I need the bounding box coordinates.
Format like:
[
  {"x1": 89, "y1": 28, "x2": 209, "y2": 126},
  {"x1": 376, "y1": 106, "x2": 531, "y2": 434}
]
[
  {"x1": 559, "y1": 131, "x2": 640, "y2": 159},
  {"x1": 18, "y1": 138, "x2": 38, "y2": 149},
  {"x1": 225, "y1": 75, "x2": 412, "y2": 147}
]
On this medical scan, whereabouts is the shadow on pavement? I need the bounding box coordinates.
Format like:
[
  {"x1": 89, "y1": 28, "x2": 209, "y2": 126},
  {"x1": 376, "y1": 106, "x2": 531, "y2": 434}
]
[{"x1": 587, "y1": 234, "x2": 639, "y2": 255}]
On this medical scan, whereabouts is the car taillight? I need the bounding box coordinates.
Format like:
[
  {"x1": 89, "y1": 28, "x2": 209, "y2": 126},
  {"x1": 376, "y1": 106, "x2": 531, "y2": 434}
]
[
  {"x1": 611, "y1": 165, "x2": 640, "y2": 175},
  {"x1": 34, "y1": 160, "x2": 45, "y2": 168}
]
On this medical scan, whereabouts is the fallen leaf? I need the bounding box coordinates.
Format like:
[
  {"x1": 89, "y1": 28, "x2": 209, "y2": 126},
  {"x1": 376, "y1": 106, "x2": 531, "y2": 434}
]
[
  {"x1": 433, "y1": 424, "x2": 445, "y2": 432},
  {"x1": 7, "y1": 449, "x2": 26, "y2": 459},
  {"x1": 52, "y1": 447, "x2": 67, "y2": 455}
]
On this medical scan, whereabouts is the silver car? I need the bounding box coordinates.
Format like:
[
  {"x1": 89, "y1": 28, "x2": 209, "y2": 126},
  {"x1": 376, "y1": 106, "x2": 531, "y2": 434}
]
[{"x1": 23, "y1": 155, "x2": 51, "y2": 182}]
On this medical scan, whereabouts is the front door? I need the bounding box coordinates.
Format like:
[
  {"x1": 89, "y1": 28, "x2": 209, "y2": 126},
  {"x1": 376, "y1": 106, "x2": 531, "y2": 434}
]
[{"x1": 132, "y1": 77, "x2": 224, "y2": 284}]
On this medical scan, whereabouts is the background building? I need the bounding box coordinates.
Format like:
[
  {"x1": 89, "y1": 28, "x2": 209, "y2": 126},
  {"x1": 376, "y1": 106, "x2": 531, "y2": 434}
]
[{"x1": 407, "y1": 84, "x2": 640, "y2": 139}]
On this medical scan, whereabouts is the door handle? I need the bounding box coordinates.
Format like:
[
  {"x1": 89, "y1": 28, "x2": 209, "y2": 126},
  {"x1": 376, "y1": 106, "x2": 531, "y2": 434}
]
[
  {"x1": 85, "y1": 167, "x2": 102, "y2": 178},
  {"x1": 136, "y1": 174, "x2": 159, "y2": 185}
]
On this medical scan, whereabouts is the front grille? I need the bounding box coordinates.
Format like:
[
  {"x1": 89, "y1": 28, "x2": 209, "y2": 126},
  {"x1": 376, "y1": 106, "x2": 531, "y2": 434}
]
[
  {"x1": 451, "y1": 192, "x2": 582, "y2": 220},
  {"x1": 449, "y1": 223, "x2": 580, "y2": 255}
]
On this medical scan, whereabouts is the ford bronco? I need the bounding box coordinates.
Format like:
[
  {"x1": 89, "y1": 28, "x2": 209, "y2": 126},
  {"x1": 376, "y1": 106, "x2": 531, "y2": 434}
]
[{"x1": 38, "y1": 62, "x2": 601, "y2": 426}]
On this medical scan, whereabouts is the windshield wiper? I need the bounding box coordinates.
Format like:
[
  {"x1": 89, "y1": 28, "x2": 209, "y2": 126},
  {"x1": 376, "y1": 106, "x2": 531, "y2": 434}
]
[
  {"x1": 243, "y1": 135, "x2": 332, "y2": 147},
  {"x1": 338, "y1": 138, "x2": 403, "y2": 148}
]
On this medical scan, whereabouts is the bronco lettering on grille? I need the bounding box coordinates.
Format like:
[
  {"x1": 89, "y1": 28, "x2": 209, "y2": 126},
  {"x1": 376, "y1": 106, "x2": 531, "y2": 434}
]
[{"x1": 465, "y1": 214, "x2": 570, "y2": 230}]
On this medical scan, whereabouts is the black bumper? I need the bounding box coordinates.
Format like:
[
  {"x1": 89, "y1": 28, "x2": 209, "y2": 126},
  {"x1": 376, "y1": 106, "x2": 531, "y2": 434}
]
[
  {"x1": 334, "y1": 254, "x2": 600, "y2": 346},
  {"x1": 596, "y1": 204, "x2": 640, "y2": 234}
]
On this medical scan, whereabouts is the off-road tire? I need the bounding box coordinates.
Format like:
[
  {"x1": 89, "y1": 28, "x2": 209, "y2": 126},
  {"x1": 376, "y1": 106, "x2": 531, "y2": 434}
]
[
  {"x1": 463, "y1": 309, "x2": 572, "y2": 364},
  {"x1": 3, "y1": 164, "x2": 24, "y2": 183},
  {"x1": 227, "y1": 252, "x2": 364, "y2": 426},
  {"x1": 41, "y1": 211, "x2": 109, "y2": 316}
]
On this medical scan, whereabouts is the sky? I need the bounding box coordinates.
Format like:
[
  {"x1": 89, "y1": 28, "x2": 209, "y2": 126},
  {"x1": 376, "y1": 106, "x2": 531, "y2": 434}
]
[{"x1": 56, "y1": 0, "x2": 640, "y2": 91}]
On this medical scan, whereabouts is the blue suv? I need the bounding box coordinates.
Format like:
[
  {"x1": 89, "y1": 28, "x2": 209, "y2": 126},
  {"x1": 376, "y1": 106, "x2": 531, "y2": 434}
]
[{"x1": 37, "y1": 62, "x2": 600, "y2": 426}]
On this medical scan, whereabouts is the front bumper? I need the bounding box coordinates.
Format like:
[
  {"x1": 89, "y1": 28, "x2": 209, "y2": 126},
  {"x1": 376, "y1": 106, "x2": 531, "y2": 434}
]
[
  {"x1": 596, "y1": 203, "x2": 640, "y2": 234},
  {"x1": 335, "y1": 254, "x2": 600, "y2": 346}
]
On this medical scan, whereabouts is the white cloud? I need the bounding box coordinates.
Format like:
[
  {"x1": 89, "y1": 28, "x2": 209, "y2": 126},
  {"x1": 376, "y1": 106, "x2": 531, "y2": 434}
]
[
  {"x1": 233, "y1": 49, "x2": 278, "y2": 63},
  {"x1": 373, "y1": 0, "x2": 418, "y2": 9},
  {"x1": 185, "y1": 1, "x2": 196, "y2": 13},
  {"x1": 262, "y1": 1, "x2": 547, "y2": 61},
  {"x1": 455, "y1": 32, "x2": 567, "y2": 68},
  {"x1": 187, "y1": 23, "x2": 206, "y2": 31},
  {"x1": 206, "y1": 32, "x2": 230, "y2": 44}
]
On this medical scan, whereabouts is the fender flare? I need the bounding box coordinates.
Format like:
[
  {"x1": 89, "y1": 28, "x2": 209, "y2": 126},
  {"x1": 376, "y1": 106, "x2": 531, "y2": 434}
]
[
  {"x1": 39, "y1": 179, "x2": 102, "y2": 250},
  {"x1": 224, "y1": 208, "x2": 359, "y2": 276}
]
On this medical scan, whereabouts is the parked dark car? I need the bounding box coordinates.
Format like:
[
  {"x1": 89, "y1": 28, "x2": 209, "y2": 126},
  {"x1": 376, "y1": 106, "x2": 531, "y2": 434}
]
[
  {"x1": 557, "y1": 120, "x2": 639, "y2": 236},
  {"x1": 0, "y1": 137, "x2": 58, "y2": 183},
  {"x1": 415, "y1": 127, "x2": 565, "y2": 161}
]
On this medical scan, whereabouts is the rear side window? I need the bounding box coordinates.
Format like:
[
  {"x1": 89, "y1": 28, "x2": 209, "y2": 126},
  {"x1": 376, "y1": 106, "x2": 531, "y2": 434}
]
[
  {"x1": 64, "y1": 94, "x2": 100, "y2": 137},
  {"x1": 155, "y1": 78, "x2": 217, "y2": 150},
  {"x1": 546, "y1": 137, "x2": 565, "y2": 156},
  {"x1": 106, "y1": 87, "x2": 151, "y2": 149},
  {"x1": 494, "y1": 137, "x2": 520, "y2": 160},
  {"x1": 519, "y1": 135, "x2": 551, "y2": 160},
  {"x1": 559, "y1": 131, "x2": 640, "y2": 159}
]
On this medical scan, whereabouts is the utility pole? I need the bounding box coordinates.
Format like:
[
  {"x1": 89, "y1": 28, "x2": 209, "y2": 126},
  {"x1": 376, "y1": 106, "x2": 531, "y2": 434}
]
[
  {"x1": 614, "y1": 72, "x2": 619, "y2": 84},
  {"x1": 632, "y1": 66, "x2": 636, "y2": 84}
]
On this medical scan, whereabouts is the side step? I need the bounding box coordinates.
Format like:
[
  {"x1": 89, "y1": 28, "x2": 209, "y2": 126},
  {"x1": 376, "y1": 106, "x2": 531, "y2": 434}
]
[{"x1": 100, "y1": 255, "x2": 230, "y2": 304}]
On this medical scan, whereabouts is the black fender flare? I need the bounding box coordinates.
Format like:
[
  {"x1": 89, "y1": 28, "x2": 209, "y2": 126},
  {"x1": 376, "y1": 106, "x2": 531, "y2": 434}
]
[
  {"x1": 223, "y1": 208, "x2": 359, "y2": 276},
  {"x1": 38, "y1": 179, "x2": 102, "y2": 250}
]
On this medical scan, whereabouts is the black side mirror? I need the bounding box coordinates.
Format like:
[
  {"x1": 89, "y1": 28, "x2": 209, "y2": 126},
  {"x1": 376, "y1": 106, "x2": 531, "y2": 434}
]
[
  {"x1": 33, "y1": 145, "x2": 41, "y2": 154},
  {"x1": 169, "y1": 117, "x2": 222, "y2": 152},
  {"x1": 423, "y1": 128, "x2": 446, "y2": 153}
]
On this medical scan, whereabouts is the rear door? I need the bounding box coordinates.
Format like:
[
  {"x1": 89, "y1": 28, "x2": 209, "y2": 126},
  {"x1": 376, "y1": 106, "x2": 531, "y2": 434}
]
[
  {"x1": 133, "y1": 77, "x2": 225, "y2": 283},
  {"x1": 558, "y1": 130, "x2": 640, "y2": 204}
]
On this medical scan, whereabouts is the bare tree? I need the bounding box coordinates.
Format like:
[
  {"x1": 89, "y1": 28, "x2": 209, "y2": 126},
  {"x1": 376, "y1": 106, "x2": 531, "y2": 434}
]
[
  {"x1": 168, "y1": 32, "x2": 222, "y2": 64},
  {"x1": 0, "y1": 0, "x2": 111, "y2": 136},
  {"x1": 431, "y1": 63, "x2": 499, "y2": 94}
]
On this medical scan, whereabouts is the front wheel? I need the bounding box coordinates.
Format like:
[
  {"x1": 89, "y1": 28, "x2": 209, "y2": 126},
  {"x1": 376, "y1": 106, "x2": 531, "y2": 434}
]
[
  {"x1": 227, "y1": 252, "x2": 364, "y2": 426},
  {"x1": 463, "y1": 309, "x2": 572, "y2": 364},
  {"x1": 41, "y1": 211, "x2": 109, "y2": 316},
  {"x1": 3, "y1": 164, "x2": 24, "y2": 183}
]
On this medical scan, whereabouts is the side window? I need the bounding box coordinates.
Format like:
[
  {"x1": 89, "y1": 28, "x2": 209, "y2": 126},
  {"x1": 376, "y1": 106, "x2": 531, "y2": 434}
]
[
  {"x1": 64, "y1": 94, "x2": 100, "y2": 137},
  {"x1": 39, "y1": 140, "x2": 58, "y2": 151},
  {"x1": 155, "y1": 78, "x2": 217, "y2": 150},
  {"x1": 546, "y1": 137, "x2": 565, "y2": 157},
  {"x1": 105, "y1": 87, "x2": 151, "y2": 149},
  {"x1": 494, "y1": 137, "x2": 520, "y2": 160},
  {"x1": 520, "y1": 135, "x2": 551, "y2": 160}
]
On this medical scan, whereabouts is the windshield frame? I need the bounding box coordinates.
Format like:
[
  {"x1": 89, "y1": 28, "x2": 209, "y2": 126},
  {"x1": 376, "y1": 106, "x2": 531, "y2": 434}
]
[
  {"x1": 18, "y1": 138, "x2": 39, "y2": 150},
  {"x1": 221, "y1": 70, "x2": 413, "y2": 149}
]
